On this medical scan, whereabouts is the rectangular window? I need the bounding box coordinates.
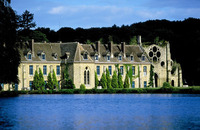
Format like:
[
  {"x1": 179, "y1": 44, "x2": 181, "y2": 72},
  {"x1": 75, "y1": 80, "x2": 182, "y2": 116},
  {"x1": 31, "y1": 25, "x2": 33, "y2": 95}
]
[
  {"x1": 120, "y1": 66, "x2": 123, "y2": 75},
  {"x1": 132, "y1": 66, "x2": 135, "y2": 75},
  {"x1": 56, "y1": 66, "x2": 60, "y2": 75},
  {"x1": 132, "y1": 81, "x2": 135, "y2": 88},
  {"x1": 143, "y1": 66, "x2": 147, "y2": 76},
  {"x1": 107, "y1": 55, "x2": 110, "y2": 61},
  {"x1": 142, "y1": 56, "x2": 145, "y2": 61},
  {"x1": 97, "y1": 66, "x2": 100, "y2": 75},
  {"x1": 28, "y1": 54, "x2": 32, "y2": 60},
  {"x1": 29, "y1": 81, "x2": 33, "y2": 89},
  {"x1": 144, "y1": 81, "x2": 147, "y2": 88},
  {"x1": 43, "y1": 65, "x2": 47, "y2": 75},
  {"x1": 15, "y1": 84, "x2": 18, "y2": 90},
  {"x1": 109, "y1": 66, "x2": 112, "y2": 75},
  {"x1": 118, "y1": 56, "x2": 122, "y2": 61},
  {"x1": 83, "y1": 54, "x2": 88, "y2": 60},
  {"x1": 29, "y1": 65, "x2": 33, "y2": 75},
  {"x1": 42, "y1": 54, "x2": 46, "y2": 60},
  {"x1": 95, "y1": 55, "x2": 98, "y2": 61},
  {"x1": 131, "y1": 56, "x2": 134, "y2": 61}
]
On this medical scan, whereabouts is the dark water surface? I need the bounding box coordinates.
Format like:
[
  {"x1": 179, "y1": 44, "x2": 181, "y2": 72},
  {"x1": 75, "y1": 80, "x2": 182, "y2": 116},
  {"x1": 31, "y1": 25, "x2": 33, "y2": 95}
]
[{"x1": 1, "y1": 94, "x2": 200, "y2": 130}]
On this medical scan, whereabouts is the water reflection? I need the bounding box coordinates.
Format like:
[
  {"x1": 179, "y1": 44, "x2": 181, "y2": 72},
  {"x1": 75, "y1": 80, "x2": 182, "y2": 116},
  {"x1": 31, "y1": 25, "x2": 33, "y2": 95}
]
[{"x1": 0, "y1": 94, "x2": 200, "y2": 129}]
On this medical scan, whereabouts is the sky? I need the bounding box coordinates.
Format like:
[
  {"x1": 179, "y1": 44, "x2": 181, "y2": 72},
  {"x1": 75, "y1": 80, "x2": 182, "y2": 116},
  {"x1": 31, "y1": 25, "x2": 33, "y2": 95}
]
[{"x1": 11, "y1": 0, "x2": 200, "y2": 31}]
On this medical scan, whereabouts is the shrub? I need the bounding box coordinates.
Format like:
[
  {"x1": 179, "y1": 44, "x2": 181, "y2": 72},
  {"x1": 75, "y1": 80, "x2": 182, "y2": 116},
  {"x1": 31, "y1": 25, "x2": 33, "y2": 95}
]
[
  {"x1": 162, "y1": 82, "x2": 171, "y2": 88},
  {"x1": 80, "y1": 84, "x2": 86, "y2": 89}
]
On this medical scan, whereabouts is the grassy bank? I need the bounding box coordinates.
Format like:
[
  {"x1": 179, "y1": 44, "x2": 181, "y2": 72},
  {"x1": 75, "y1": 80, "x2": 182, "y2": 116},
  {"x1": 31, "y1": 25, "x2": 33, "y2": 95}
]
[{"x1": 1, "y1": 87, "x2": 200, "y2": 97}]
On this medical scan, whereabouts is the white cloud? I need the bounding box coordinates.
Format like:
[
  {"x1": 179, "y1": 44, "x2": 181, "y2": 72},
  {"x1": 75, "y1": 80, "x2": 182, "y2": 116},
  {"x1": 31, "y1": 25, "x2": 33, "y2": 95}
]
[{"x1": 48, "y1": 6, "x2": 65, "y2": 14}]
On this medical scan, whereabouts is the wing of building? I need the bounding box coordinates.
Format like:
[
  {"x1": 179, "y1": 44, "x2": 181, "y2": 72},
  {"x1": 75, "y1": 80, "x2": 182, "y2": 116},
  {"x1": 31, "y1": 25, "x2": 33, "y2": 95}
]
[{"x1": 1, "y1": 36, "x2": 183, "y2": 90}]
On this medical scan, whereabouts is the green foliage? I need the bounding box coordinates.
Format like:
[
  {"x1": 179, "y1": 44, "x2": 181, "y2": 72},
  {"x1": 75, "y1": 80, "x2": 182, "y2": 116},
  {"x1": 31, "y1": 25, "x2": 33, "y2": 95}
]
[
  {"x1": 32, "y1": 70, "x2": 39, "y2": 90},
  {"x1": 19, "y1": 10, "x2": 36, "y2": 30},
  {"x1": 0, "y1": 4, "x2": 20, "y2": 84},
  {"x1": 63, "y1": 64, "x2": 75, "y2": 89},
  {"x1": 85, "y1": 39, "x2": 93, "y2": 44},
  {"x1": 31, "y1": 31, "x2": 49, "y2": 42},
  {"x1": 80, "y1": 84, "x2": 86, "y2": 89},
  {"x1": 112, "y1": 71, "x2": 118, "y2": 88},
  {"x1": 129, "y1": 36, "x2": 137, "y2": 45},
  {"x1": 162, "y1": 82, "x2": 172, "y2": 88},
  {"x1": 47, "y1": 72, "x2": 53, "y2": 90},
  {"x1": 106, "y1": 68, "x2": 112, "y2": 89},
  {"x1": 38, "y1": 68, "x2": 45, "y2": 91},
  {"x1": 148, "y1": 65, "x2": 154, "y2": 87},
  {"x1": 95, "y1": 72, "x2": 99, "y2": 89},
  {"x1": 100, "y1": 72, "x2": 107, "y2": 89},
  {"x1": 52, "y1": 70, "x2": 59, "y2": 90},
  {"x1": 124, "y1": 74, "x2": 130, "y2": 88},
  {"x1": 118, "y1": 69, "x2": 123, "y2": 88}
]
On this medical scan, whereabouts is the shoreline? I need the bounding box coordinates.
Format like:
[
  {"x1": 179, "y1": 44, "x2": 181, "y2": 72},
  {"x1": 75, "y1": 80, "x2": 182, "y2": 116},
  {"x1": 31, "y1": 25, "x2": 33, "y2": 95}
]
[{"x1": 1, "y1": 87, "x2": 200, "y2": 97}]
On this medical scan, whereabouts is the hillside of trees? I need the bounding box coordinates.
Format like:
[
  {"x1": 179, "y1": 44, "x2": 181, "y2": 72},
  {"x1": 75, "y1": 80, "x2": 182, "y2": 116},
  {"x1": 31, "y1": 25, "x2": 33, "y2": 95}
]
[{"x1": 33, "y1": 18, "x2": 200, "y2": 86}]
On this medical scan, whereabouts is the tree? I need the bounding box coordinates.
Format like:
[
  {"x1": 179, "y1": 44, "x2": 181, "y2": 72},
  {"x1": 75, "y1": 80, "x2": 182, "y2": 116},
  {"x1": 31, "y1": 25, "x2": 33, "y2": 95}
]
[
  {"x1": 47, "y1": 72, "x2": 53, "y2": 90},
  {"x1": 118, "y1": 70, "x2": 123, "y2": 88},
  {"x1": 52, "y1": 70, "x2": 59, "y2": 90},
  {"x1": 148, "y1": 65, "x2": 154, "y2": 87},
  {"x1": 111, "y1": 71, "x2": 118, "y2": 88},
  {"x1": 106, "y1": 68, "x2": 112, "y2": 89},
  {"x1": 38, "y1": 68, "x2": 45, "y2": 91},
  {"x1": 19, "y1": 10, "x2": 36, "y2": 30},
  {"x1": 124, "y1": 74, "x2": 130, "y2": 88},
  {"x1": 100, "y1": 72, "x2": 107, "y2": 89},
  {"x1": 0, "y1": 3, "x2": 20, "y2": 84},
  {"x1": 129, "y1": 36, "x2": 137, "y2": 45},
  {"x1": 32, "y1": 70, "x2": 39, "y2": 90},
  {"x1": 95, "y1": 72, "x2": 99, "y2": 89},
  {"x1": 30, "y1": 31, "x2": 49, "y2": 42},
  {"x1": 62, "y1": 64, "x2": 75, "y2": 89}
]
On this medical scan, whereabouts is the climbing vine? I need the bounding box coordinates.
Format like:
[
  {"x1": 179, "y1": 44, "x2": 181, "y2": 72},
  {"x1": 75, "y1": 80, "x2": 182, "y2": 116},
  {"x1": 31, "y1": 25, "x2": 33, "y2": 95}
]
[{"x1": 148, "y1": 65, "x2": 154, "y2": 87}]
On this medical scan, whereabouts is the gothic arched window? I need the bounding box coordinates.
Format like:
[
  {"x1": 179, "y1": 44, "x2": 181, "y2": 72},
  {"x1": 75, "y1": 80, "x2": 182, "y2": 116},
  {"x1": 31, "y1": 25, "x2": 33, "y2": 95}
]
[{"x1": 84, "y1": 67, "x2": 90, "y2": 85}]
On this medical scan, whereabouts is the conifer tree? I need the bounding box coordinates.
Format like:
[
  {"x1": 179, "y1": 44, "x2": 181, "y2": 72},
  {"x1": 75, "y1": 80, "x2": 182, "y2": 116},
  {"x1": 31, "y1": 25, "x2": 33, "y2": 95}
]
[
  {"x1": 95, "y1": 72, "x2": 99, "y2": 89},
  {"x1": 124, "y1": 73, "x2": 130, "y2": 88},
  {"x1": 63, "y1": 64, "x2": 75, "y2": 89},
  {"x1": 47, "y1": 72, "x2": 53, "y2": 90},
  {"x1": 100, "y1": 72, "x2": 107, "y2": 89},
  {"x1": 112, "y1": 71, "x2": 118, "y2": 88},
  {"x1": 38, "y1": 68, "x2": 45, "y2": 91},
  {"x1": 33, "y1": 70, "x2": 39, "y2": 90},
  {"x1": 106, "y1": 68, "x2": 112, "y2": 89},
  {"x1": 118, "y1": 69, "x2": 123, "y2": 88},
  {"x1": 52, "y1": 70, "x2": 59, "y2": 90}
]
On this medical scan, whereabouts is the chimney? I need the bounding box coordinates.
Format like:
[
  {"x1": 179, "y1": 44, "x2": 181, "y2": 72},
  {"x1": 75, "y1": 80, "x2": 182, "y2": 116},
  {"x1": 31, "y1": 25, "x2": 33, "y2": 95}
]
[
  {"x1": 96, "y1": 41, "x2": 101, "y2": 54},
  {"x1": 31, "y1": 39, "x2": 35, "y2": 57},
  {"x1": 137, "y1": 35, "x2": 142, "y2": 46},
  {"x1": 121, "y1": 42, "x2": 125, "y2": 56},
  {"x1": 108, "y1": 41, "x2": 113, "y2": 55}
]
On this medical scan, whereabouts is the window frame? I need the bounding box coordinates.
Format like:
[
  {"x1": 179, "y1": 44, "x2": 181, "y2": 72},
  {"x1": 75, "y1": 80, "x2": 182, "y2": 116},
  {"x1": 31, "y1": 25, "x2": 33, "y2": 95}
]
[
  {"x1": 143, "y1": 66, "x2": 147, "y2": 76},
  {"x1": 56, "y1": 65, "x2": 60, "y2": 75},
  {"x1": 29, "y1": 65, "x2": 33, "y2": 75},
  {"x1": 109, "y1": 66, "x2": 112, "y2": 75},
  {"x1": 132, "y1": 66, "x2": 135, "y2": 76},
  {"x1": 120, "y1": 66, "x2": 124, "y2": 75},
  {"x1": 43, "y1": 65, "x2": 47, "y2": 75},
  {"x1": 97, "y1": 66, "x2": 100, "y2": 75}
]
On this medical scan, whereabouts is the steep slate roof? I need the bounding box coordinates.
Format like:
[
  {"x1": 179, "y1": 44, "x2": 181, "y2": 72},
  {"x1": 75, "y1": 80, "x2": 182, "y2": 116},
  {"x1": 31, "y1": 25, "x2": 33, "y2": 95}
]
[{"x1": 19, "y1": 41, "x2": 150, "y2": 64}]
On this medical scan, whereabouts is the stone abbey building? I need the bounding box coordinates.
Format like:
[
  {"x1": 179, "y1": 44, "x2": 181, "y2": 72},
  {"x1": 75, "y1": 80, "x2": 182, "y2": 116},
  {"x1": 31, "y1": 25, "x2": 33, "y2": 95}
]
[{"x1": 2, "y1": 36, "x2": 183, "y2": 90}]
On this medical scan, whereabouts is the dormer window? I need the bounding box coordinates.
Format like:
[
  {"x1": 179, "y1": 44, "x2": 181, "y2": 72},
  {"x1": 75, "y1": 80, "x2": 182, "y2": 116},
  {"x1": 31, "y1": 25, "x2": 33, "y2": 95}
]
[
  {"x1": 27, "y1": 53, "x2": 32, "y2": 60},
  {"x1": 83, "y1": 53, "x2": 88, "y2": 60},
  {"x1": 95, "y1": 54, "x2": 98, "y2": 61},
  {"x1": 52, "y1": 53, "x2": 58, "y2": 60},
  {"x1": 118, "y1": 55, "x2": 122, "y2": 61},
  {"x1": 42, "y1": 53, "x2": 46, "y2": 60},
  {"x1": 142, "y1": 55, "x2": 145, "y2": 61},
  {"x1": 131, "y1": 56, "x2": 134, "y2": 61},
  {"x1": 107, "y1": 55, "x2": 110, "y2": 61}
]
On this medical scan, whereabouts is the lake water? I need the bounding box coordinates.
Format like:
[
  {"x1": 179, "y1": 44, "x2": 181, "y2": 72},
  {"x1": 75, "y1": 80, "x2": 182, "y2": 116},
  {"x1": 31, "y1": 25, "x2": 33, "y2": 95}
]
[{"x1": 1, "y1": 94, "x2": 200, "y2": 130}]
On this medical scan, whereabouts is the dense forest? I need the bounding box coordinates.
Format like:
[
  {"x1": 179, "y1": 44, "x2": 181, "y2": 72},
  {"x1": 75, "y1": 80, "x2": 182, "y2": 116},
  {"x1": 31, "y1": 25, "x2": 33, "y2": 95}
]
[{"x1": 32, "y1": 18, "x2": 200, "y2": 86}]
